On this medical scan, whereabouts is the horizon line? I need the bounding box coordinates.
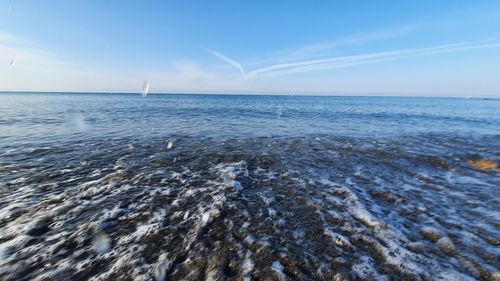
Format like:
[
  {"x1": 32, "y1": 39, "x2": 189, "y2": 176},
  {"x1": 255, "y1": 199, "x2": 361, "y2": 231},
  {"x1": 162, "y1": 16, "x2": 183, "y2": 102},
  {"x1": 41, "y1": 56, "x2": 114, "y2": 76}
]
[{"x1": 0, "y1": 90, "x2": 498, "y2": 99}]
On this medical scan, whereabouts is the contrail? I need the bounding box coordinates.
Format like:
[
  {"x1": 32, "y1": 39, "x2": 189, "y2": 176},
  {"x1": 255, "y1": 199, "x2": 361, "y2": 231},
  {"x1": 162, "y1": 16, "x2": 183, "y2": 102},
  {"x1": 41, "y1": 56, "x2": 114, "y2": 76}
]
[
  {"x1": 249, "y1": 42, "x2": 500, "y2": 78},
  {"x1": 207, "y1": 49, "x2": 246, "y2": 76}
]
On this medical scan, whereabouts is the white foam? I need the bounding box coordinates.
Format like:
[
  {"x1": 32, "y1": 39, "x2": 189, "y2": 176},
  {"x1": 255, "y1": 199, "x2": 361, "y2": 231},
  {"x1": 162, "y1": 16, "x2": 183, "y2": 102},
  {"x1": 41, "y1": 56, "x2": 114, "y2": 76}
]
[
  {"x1": 268, "y1": 208, "x2": 277, "y2": 218},
  {"x1": 324, "y1": 228, "x2": 351, "y2": 248},
  {"x1": 352, "y1": 257, "x2": 378, "y2": 280},
  {"x1": 201, "y1": 212, "x2": 211, "y2": 225},
  {"x1": 436, "y1": 270, "x2": 477, "y2": 281},
  {"x1": 271, "y1": 261, "x2": 287, "y2": 281},
  {"x1": 241, "y1": 252, "x2": 254, "y2": 279}
]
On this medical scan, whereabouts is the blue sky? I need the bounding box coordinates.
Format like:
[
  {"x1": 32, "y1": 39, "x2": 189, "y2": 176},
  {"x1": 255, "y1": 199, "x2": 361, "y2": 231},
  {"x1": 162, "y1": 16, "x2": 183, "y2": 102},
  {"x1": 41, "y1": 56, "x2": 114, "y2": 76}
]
[{"x1": 1, "y1": 0, "x2": 500, "y2": 96}]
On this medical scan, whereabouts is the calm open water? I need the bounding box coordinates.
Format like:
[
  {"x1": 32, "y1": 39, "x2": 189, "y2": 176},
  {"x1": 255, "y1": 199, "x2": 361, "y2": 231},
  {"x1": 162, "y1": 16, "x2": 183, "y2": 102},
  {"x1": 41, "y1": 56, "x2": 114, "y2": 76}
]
[{"x1": 0, "y1": 93, "x2": 499, "y2": 280}]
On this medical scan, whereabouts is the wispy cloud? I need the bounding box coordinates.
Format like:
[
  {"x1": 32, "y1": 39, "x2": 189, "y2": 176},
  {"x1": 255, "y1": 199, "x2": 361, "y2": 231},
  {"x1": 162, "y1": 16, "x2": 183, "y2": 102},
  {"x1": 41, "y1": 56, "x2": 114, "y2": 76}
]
[
  {"x1": 0, "y1": 31, "x2": 22, "y2": 43},
  {"x1": 246, "y1": 41, "x2": 500, "y2": 78},
  {"x1": 202, "y1": 38, "x2": 500, "y2": 83},
  {"x1": 206, "y1": 49, "x2": 246, "y2": 75},
  {"x1": 0, "y1": 32, "x2": 69, "y2": 69},
  {"x1": 0, "y1": 30, "x2": 105, "y2": 92},
  {"x1": 258, "y1": 25, "x2": 418, "y2": 65},
  {"x1": 205, "y1": 25, "x2": 492, "y2": 79},
  {"x1": 297, "y1": 27, "x2": 413, "y2": 53}
]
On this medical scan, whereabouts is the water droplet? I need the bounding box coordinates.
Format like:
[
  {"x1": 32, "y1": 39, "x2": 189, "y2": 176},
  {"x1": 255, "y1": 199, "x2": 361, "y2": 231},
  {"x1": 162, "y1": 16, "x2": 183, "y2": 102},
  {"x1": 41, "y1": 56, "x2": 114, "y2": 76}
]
[
  {"x1": 141, "y1": 80, "x2": 149, "y2": 97},
  {"x1": 154, "y1": 264, "x2": 166, "y2": 281},
  {"x1": 71, "y1": 113, "x2": 87, "y2": 131},
  {"x1": 93, "y1": 233, "x2": 111, "y2": 254},
  {"x1": 167, "y1": 140, "x2": 174, "y2": 150},
  {"x1": 276, "y1": 105, "x2": 283, "y2": 119}
]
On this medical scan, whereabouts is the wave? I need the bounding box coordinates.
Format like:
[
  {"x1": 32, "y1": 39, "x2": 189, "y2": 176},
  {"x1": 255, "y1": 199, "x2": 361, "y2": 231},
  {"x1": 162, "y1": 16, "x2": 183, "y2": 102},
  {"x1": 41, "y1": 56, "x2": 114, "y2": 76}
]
[{"x1": 0, "y1": 135, "x2": 498, "y2": 280}]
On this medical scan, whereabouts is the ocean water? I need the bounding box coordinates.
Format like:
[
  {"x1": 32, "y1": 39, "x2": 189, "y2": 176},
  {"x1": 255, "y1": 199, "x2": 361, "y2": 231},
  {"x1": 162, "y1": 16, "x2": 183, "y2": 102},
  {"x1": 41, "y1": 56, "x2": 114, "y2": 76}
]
[{"x1": 0, "y1": 92, "x2": 499, "y2": 280}]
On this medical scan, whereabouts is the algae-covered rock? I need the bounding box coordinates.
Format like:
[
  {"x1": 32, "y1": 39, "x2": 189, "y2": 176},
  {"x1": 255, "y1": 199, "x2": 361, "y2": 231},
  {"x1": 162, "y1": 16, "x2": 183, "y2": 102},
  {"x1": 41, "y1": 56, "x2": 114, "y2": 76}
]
[
  {"x1": 420, "y1": 226, "x2": 443, "y2": 242},
  {"x1": 436, "y1": 237, "x2": 455, "y2": 255},
  {"x1": 468, "y1": 159, "x2": 498, "y2": 171}
]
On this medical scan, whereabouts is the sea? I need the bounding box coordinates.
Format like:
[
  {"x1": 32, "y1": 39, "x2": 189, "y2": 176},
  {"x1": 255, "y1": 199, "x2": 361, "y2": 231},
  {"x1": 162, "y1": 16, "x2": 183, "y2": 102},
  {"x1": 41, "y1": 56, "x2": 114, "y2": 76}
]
[{"x1": 0, "y1": 92, "x2": 499, "y2": 280}]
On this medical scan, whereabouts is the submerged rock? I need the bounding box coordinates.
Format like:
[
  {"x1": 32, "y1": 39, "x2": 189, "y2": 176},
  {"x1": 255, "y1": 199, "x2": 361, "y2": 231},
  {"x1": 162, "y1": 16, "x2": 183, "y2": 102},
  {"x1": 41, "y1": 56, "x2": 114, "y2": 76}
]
[
  {"x1": 436, "y1": 237, "x2": 455, "y2": 255},
  {"x1": 407, "y1": 241, "x2": 427, "y2": 253},
  {"x1": 468, "y1": 159, "x2": 498, "y2": 171},
  {"x1": 26, "y1": 217, "x2": 52, "y2": 236},
  {"x1": 420, "y1": 226, "x2": 443, "y2": 242},
  {"x1": 420, "y1": 226, "x2": 444, "y2": 242},
  {"x1": 1, "y1": 136, "x2": 499, "y2": 280}
]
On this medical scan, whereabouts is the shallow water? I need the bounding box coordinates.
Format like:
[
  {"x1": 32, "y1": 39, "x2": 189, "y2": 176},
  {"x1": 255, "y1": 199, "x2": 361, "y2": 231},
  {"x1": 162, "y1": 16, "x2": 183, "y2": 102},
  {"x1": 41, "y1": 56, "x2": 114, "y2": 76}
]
[{"x1": 0, "y1": 93, "x2": 499, "y2": 280}]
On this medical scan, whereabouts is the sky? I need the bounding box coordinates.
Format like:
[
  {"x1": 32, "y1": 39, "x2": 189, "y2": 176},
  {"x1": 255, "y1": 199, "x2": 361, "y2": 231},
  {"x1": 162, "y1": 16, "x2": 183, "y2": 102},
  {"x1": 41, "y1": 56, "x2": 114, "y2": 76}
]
[{"x1": 1, "y1": 0, "x2": 500, "y2": 97}]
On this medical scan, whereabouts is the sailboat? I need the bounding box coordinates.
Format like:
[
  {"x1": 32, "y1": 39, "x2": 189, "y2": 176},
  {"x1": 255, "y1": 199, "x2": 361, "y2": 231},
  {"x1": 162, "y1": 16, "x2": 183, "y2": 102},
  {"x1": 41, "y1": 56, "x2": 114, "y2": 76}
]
[{"x1": 141, "y1": 80, "x2": 150, "y2": 97}]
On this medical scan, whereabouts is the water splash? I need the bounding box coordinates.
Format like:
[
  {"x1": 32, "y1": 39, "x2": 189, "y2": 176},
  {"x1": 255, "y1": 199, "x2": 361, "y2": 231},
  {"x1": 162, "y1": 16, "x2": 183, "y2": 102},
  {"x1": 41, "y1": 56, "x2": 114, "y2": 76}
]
[
  {"x1": 8, "y1": 60, "x2": 14, "y2": 67},
  {"x1": 141, "y1": 80, "x2": 149, "y2": 97},
  {"x1": 276, "y1": 105, "x2": 283, "y2": 119},
  {"x1": 154, "y1": 264, "x2": 166, "y2": 281},
  {"x1": 71, "y1": 113, "x2": 87, "y2": 131},
  {"x1": 167, "y1": 139, "x2": 174, "y2": 150}
]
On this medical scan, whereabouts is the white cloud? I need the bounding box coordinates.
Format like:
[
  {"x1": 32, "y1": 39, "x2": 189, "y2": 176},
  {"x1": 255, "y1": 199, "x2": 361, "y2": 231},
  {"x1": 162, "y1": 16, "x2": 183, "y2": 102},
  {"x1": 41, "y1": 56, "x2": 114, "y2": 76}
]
[
  {"x1": 1, "y1": 27, "x2": 499, "y2": 97},
  {"x1": 1, "y1": 32, "x2": 249, "y2": 93},
  {"x1": 0, "y1": 31, "x2": 32, "y2": 46},
  {"x1": 0, "y1": 31, "x2": 132, "y2": 92},
  {"x1": 0, "y1": 31, "x2": 19, "y2": 42},
  {"x1": 256, "y1": 25, "x2": 418, "y2": 65},
  {"x1": 145, "y1": 62, "x2": 250, "y2": 93},
  {"x1": 0, "y1": 31, "x2": 72, "y2": 70}
]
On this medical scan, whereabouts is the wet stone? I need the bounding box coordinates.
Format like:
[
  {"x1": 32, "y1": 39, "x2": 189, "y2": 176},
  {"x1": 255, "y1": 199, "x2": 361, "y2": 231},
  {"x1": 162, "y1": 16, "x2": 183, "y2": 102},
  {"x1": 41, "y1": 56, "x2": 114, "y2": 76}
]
[
  {"x1": 331, "y1": 257, "x2": 351, "y2": 269},
  {"x1": 1, "y1": 136, "x2": 499, "y2": 280},
  {"x1": 420, "y1": 226, "x2": 443, "y2": 242},
  {"x1": 369, "y1": 190, "x2": 398, "y2": 204},
  {"x1": 468, "y1": 159, "x2": 498, "y2": 171},
  {"x1": 27, "y1": 218, "x2": 52, "y2": 236},
  {"x1": 436, "y1": 237, "x2": 455, "y2": 255},
  {"x1": 407, "y1": 241, "x2": 427, "y2": 253},
  {"x1": 483, "y1": 236, "x2": 499, "y2": 246}
]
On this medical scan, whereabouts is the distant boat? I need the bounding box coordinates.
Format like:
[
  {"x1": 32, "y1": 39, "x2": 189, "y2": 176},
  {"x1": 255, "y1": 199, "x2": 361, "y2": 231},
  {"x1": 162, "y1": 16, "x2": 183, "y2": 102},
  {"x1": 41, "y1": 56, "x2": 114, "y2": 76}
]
[
  {"x1": 141, "y1": 80, "x2": 149, "y2": 97},
  {"x1": 465, "y1": 96, "x2": 472, "y2": 99}
]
